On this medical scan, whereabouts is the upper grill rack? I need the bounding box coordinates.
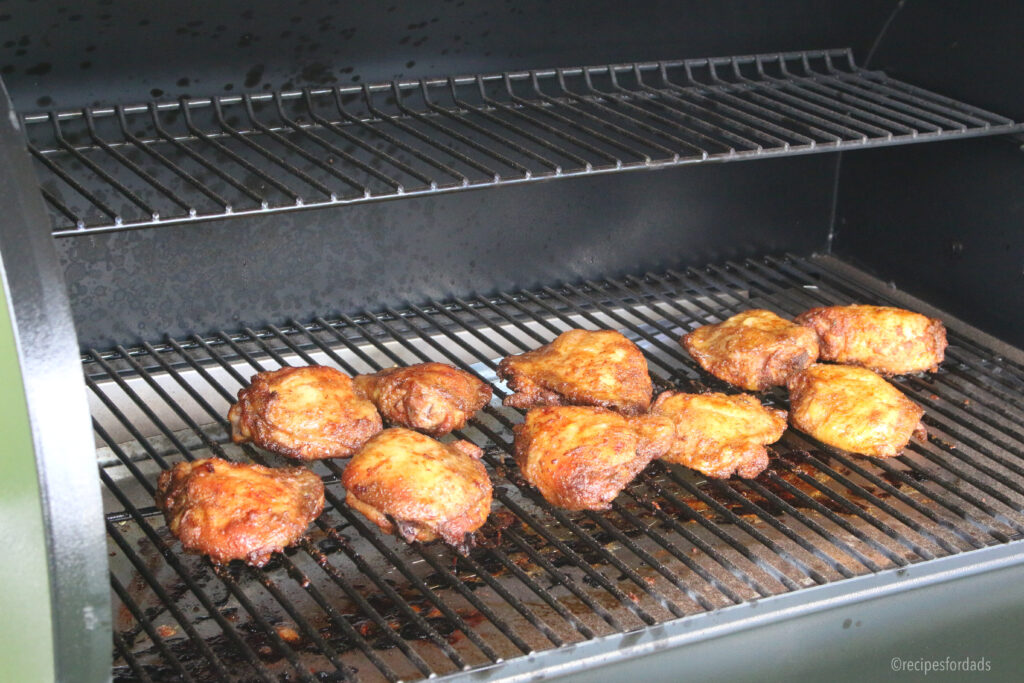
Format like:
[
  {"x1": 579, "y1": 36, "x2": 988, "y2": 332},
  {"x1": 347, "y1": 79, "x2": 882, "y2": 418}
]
[
  {"x1": 26, "y1": 48, "x2": 1024, "y2": 236},
  {"x1": 94, "y1": 254, "x2": 1024, "y2": 682}
]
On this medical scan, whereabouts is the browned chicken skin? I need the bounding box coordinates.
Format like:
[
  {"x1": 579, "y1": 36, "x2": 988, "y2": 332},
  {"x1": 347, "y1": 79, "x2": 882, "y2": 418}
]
[
  {"x1": 651, "y1": 391, "x2": 787, "y2": 479},
  {"x1": 682, "y1": 309, "x2": 820, "y2": 391},
  {"x1": 787, "y1": 364, "x2": 926, "y2": 457},
  {"x1": 795, "y1": 305, "x2": 947, "y2": 375},
  {"x1": 155, "y1": 458, "x2": 325, "y2": 567},
  {"x1": 341, "y1": 428, "x2": 492, "y2": 547},
  {"x1": 354, "y1": 362, "x2": 492, "y2": 436},
  {"x1": 497, "y1": 329, "x2": 653, "y2": 415},
  {"x1": 229, "y1": 366, "x2": 382, "y2": 460},
  {"x1": 513, "y1": 405, "x2": 674, "y2": 510}
]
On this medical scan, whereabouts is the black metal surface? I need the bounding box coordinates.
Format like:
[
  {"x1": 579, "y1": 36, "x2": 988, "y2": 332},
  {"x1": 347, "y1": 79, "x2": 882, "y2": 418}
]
[
  {"x1": 22, "y1": 49, "x2": 1022, "y2": 236},
  {"x1": 827, "y1": 0, "x2": 1024, "y2": 350},
  {"x1": 93, "y1": 253, "x2": 1024, "y2": 681},
  {"x1": 0, "y1": 0, "x2": 897, "y2": 113},
  {"x1": 0, "y1": 81, "x2": 111, "y2": 680},
  {"x1": 833, "y1": 136, "x2": 1024, "y2": 351},
  {"x1": 58, "y1": 152, "x2": 835, "y2": 351},
  {"x1": 546, "y1": 552, "x2": 1024, "y2": 683}
]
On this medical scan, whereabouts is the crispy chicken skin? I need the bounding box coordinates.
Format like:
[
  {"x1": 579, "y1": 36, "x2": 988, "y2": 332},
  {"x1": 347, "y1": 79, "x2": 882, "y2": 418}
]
[
  {"x1": 682, "y1": 309, "x2": 820, "y2": 391},
  {"x1": 497, "y1": 329, "x2": 653, "y2": 415},
  {"x1": 651, "y1": 391, "x2": 787, "y2": 479},
  {"x1": 155, "y1": 458, "x2": 325, "y2": 567},
  {"x1": 787, "y1": 364, "x2": 926, "y2": 457},
  {"x1": 513, "y1": 406, "x2": 674, "y2": 510},
  {"x1": 341, "y1": 428, "x2": 492, "y2": 547},
  {"x1": 229, "y1": 366, "x2": 382, "y2": 460},
  {"x1": 795, "y1": 305, "x2": 947, "y2": 375},
  {"x1": 354, "y1": 362, "x2": 492, "y2": 436}
]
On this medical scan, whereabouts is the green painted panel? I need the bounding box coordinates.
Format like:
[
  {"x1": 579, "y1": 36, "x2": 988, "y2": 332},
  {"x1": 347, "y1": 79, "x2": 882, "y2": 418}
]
[{"x1": 0, "y1": 276, "x2": 55, "y2": 682}]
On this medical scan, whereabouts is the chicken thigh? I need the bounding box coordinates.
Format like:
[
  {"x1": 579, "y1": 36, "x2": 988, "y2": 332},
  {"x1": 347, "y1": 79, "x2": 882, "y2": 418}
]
[
  {"x1": 497, "y1": 329, "x2": 653, "y2": 415},
  {"x1": 682, "y1": 309, "x2": 819, "y2": 391},
  {"x1": 513, "y1": 405, "x2": 674, "y2": 510},
  {"x1": 795, "y1": 304, "x2": 946, "y2": 375},
  {"x1": 651, "y1": 391, "x2": 787, "y2": 479},
  {"x1": 155, "y1": 458, "x2": 325, "y2": 567},
  {"x1": 341, "y1": 428, "x2": 492, "y2": 548},
  {"x1": 354, "y1": 362, "x2": 491, "y2": 436},
  {"x1": 787, "y1": 364, "x2": 926, "y2": 457},
  {"x1": 229, "y1": 365, "x2": 382, "y2": 460}
]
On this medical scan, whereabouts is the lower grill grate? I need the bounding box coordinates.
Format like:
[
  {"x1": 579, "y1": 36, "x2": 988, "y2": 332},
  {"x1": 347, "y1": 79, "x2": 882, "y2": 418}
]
[{"x1": 92, "y1": 254, "x2": 1024, "y2": 682}]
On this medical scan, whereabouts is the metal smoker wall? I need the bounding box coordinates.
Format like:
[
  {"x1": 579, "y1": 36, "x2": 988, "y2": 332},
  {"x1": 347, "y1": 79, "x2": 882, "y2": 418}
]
[
  {"x1": 831, "y1": 0, "x2": 1024, "y2": 348},
  {"x1": 56, "y1": 158, "x2": 833, "y2": 349},
  {"x1": 0, "y1": 1, "x2": 894, "y2": 111},
  {"x1": 0, "y1": 0, "x2": 894, "y2": 347}
]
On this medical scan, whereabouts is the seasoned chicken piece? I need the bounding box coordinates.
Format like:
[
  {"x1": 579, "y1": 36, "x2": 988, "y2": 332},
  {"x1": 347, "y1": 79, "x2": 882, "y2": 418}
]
[
  {"x1": 651, "y1": 391, "x2": 787, "y2": 479},
  {"x1": 787, "y1": 364, "x2": 926, "y2": 457},
  {"x1": 155, "y1": 458, "x2": 325, "y2": 567},
  {"x1": 682, "y1": 309, "x2": 819, "y2": 391},
  {"x1": 354, "y1": 362, "x2": 492, "y2": 436},
  {"x1": 229, "y1": 366, "x2": 382, "y2": 460},
  {"x1": 497, "y1": 329, "x2": 653, "y2": 415},
  {"x1": 513, "y1": 405, "x2": 675, "y2": 510},
  {"x1": 795, "y1": 304, "x2": 947, "y2": 375},
  {"x1": 342, "y1": 428, "x2": 492, "y2": 548}
]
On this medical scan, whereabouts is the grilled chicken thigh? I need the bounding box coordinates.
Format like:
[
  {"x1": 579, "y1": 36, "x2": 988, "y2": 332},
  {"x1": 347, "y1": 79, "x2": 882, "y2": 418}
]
[
  {"x1": 341, "y1": 428, "x2": 492, "y2": 547},
  {"x1": 354, "y1": 362, "x2": 492, "y2": 436},
  {"x1": 155, "y1": 458, "x2": 325, "y2": 567},
  {"x1": 513, "y1": 405, "x2": 674, "y2": 510},
  {"x1": 795, "y1": 304, "x2": 947, "y2": 375},
  {"x1": 787, "y1": 364, "x2": 926, "y2": 457},
  {"x1": 682, "y1": 309, "x2": 819, "y2": 391},
  {"x1": 229, "y1": 366, "x2": 382, "y2": 460},
  {"x1": 497, "y1": 329, "x2": 653, "y2": 415},
  {"x1": 651, "y1": 391, "x2": 787, "y2": 479}
]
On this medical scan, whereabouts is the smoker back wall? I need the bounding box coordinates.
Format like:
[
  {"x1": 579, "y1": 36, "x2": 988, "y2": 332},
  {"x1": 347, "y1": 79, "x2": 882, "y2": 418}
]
[
  {"x1": 1, "y1": 1, "x2": 895, "y2": 112},
  {"x1": 12, "y1": 0, "x2": 897, "y2": 349},
  {"x1": 58, "y1": 157, "x2": 834, "y2": 349}
]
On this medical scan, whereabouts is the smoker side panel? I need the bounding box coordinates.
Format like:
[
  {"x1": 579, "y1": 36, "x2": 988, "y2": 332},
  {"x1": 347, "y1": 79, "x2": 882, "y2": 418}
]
[
  {"x1": 0, "y1": 80, "x2": 110, "y2": 682},
  {"x1": 832, "y1": 0, "x2": 1024, "y2": 348}
]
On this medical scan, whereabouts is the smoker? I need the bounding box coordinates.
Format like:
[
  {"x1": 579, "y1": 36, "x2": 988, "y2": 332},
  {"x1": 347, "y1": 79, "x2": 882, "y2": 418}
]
[{"x1": 2, "y1": 1, "x2": 1023, "y2": 680}]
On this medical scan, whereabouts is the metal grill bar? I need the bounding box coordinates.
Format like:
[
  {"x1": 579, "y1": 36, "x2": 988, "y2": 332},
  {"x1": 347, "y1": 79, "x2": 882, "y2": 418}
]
[
  {"x1": 25, "y1": 48, "x2": 1023, "y2": 236},
  {"x1": 95, "y1": 254, "x2": 1024, "y2": 681}
]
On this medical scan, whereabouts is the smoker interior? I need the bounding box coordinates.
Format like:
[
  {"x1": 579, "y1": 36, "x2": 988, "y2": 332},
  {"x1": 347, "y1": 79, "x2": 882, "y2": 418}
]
[
  {"x1": 5, "y1": 2, "x2": 1024, "y2": 681},
  {"x1": 92, "y1": 253, "x2": 1024, "y2": 682}
]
